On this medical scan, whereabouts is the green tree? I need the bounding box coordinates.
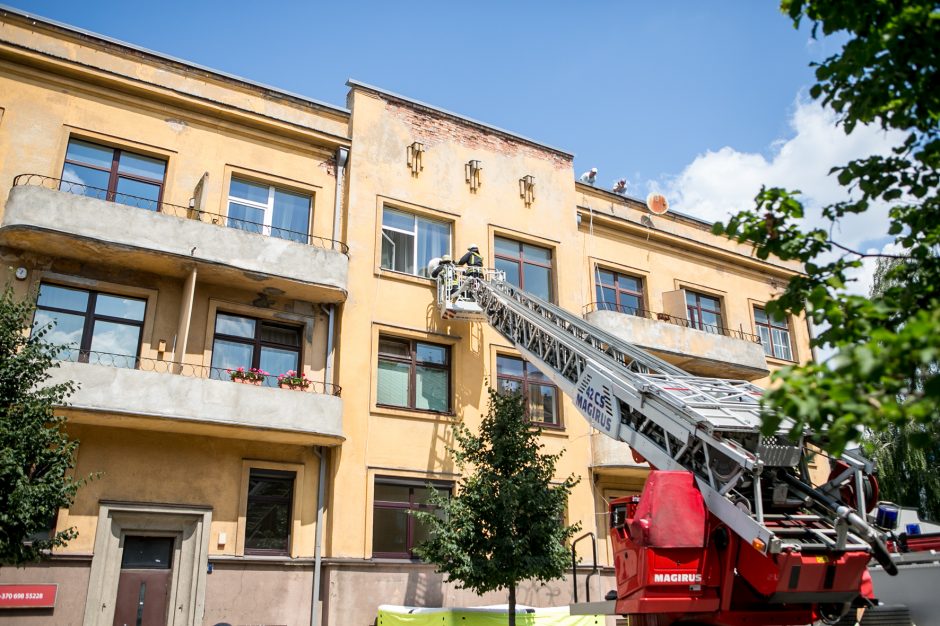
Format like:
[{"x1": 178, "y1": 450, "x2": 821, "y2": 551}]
[
  {"x1": 413, "y1": 389, "x2": 580, "y2": 626},
  {"x1": 0, "y1": 287, "x2": 82, "y2": 564},
  {"x1": 712, "y1": 0, "x2": 940, "y2": 454},
  {"x1": 863, "y1": 258, "x2": 940, "y2": 521}
]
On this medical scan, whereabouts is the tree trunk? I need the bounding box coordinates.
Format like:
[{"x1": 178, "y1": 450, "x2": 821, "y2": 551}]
[{"x1": 508, "y1": 582, "x2": 516, "y2": 626}]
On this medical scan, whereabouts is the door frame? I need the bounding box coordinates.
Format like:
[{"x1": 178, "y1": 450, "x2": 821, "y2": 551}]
[{"x1": 83, "y1": 501, "x2": 212, "y2": 626}]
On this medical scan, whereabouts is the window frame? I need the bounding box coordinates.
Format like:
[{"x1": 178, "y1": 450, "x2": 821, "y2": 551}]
[
  {"x1": 209, "y1": 312, "x2": 304, "y2": 383},
  {"x1": 494, "y1": 236, "x2": 554, "y2": 302},
  {"x1": 226, "y1": 177, "x2": 313, "y2": 243},
  {"x1": 61, "y1": 137, "x2": 167, "y2": 211},
  {"x1": 372, "y1": 476, "x2": 452, "y2": 559},
  {"x1": 685, "y1": 290, "x2": 724, "y2": 334},
  {"x1": 376, "y1": 335, "x2": 451, "y2": 413},
  {"x1": 754, "y1": 307, "x2": 795, "y2": 361},
  {"x1": 379, "y1": 206, "x2": 452, "y2": 278},
  {"x1": 244, "y1": 468, "x2": 295, "y2": 557},
  {"x1": 594, "y1": 267, "x2": 644, "y2": 315},
  {"x1": 496, "y1": 353, "x2": 562, "y2": 429},
  {"x1": 33, "y1": 282, "x2": 146, "y2": 365}
]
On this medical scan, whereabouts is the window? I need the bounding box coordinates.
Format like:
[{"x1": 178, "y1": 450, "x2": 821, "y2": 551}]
[
  {"x1": 754, "y1": 307, "x2": 794, "y2": 361},
  {"x1": 494, "y1": 236, "x2": 553, "y2": 301},
  {"x1": 595, "y1": 268, "x2": 643, "y2": 315},
  {"x1": 245, "y1": 469, "x2": 294, "y2": 555},
  {"x1": 209, "y1": 313, "x2": 302, "y2": 385},
  {"x1": 376, "y1": 336, "x2": 450, "y2": 412},
  {"x1": 33, "y1": 283, "x2": 146, "y2": 367},
  {"x1": 227, "y1": 177, "x2": 312, "y2": 243},
  {"x1": 380, "y1": 207, "x2": 451, "y2": 277},
  {"x1": 60, "y1": 138, "x2": 167, "y2": 211},
  {"x1": 686, "y1": 290, "x2": 723, "y2": 334},
  {"x1": 496, "y1": 354, "x2": 559, "y2": 427},
  {"x1": 372, "y1": 478, "x2": 451, "y2": 559}
]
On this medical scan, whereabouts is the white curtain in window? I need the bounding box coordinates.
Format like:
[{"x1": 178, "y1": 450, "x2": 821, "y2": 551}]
[{"x1": 416, "y1": 218, "x2": 450, "y2": 277}]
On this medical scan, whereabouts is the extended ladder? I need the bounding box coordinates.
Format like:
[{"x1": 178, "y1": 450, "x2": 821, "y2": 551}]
[{"x1": 437, "y1": 269, "x2": 892, "y2": 567}]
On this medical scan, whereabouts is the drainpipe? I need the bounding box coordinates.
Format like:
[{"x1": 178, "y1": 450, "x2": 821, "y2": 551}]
[
  {"x1": 311, "y1": 445, "x2": 329, "y2": 626},
  {"x1": 322, "y1": 305, "x2": 335, "y2": 390},
  {"x1": 333, "y1": 147, "x2": 349, "y2": 250},
  {"x1": 174, "y1": 267, "x2": 197, "y2": 372}
]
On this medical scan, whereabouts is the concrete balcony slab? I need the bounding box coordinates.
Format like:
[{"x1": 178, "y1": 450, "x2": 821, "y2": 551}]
[
  {"x1": 590, "y1": 432, "x2": 649, "y2": 477},
  {"x1": 586, "y1": 309, "x2": 769, "y2": 380},
  {"x1": 1, "y1": 185, "x2": 348, "y2": 302},
  {"x1": 49, "y1": 360, "x2": 344, "y2": 446}
]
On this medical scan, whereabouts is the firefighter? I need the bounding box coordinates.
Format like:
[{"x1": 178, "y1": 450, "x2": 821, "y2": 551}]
[
  {"x1": 457, "y1": 244, "x2": 483, "y2": 278},
  {"x1": 431, "y1": 254, "x2": 458, "y2": 295}
]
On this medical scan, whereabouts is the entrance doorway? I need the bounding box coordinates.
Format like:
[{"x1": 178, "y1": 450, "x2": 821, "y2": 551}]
[{"x1": 112, "y1": 536, "x2": 174, "y2": 626}]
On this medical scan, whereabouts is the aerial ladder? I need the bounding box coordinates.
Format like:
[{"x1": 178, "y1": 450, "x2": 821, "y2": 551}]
[{"x1": 432, "y1": 264, "x2": 899, "y2": 626}]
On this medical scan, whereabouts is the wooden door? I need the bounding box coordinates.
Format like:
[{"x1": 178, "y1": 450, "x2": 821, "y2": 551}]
[{"x1": 112, "y1": 536, "x2": 174, "y2": 626}]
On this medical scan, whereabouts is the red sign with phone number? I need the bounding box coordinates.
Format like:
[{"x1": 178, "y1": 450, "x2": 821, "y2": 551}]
[{"x1": 0, "y1": 584, "x2": 58, "y2": 608}]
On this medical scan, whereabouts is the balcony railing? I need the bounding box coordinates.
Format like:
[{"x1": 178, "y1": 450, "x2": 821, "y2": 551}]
[
  {"x1": 56, "y1": 348, "x2": 342, "y2": 396},
  {"x1": 11, "y1": 174, "x2": 349, "y2": 253},
  {"x1": 583, "y1": 301, "x2": 761, "y2": 343}
]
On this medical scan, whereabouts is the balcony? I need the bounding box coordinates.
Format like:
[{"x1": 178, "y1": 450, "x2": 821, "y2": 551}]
[
  {"x1": 584, "y1": 303, "x2": 770, "y2": 380},
  {"x1": 590, "y1": 433, "x2": 649, "y2": 477},
  {"x1": 0, "y1": 176, "x2": 349, "y2": 302},
  {"x1": 47, "y1": 350, "x2": 344, "y2": 445}
]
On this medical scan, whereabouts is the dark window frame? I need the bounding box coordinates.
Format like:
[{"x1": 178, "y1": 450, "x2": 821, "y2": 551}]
[
  {"x1": 595, "y1": 267, "x2": 644, "y2": 315},
  {"x1": 210, "y1": 312, "x2": 304, "y2": 378},
  {"x1": 34, "y1": 283, "x2": 146, "y2": 364},
  {"x1": 245, "y1": 468, "x2": 295, "y2": 556},
  {"x1": 376, "y1": 335, "x2": 452, "y2": 413},
  {"x1": 686, "y1": 290, "x2": 724, "y2": 333},
  {"x1": 494, "y1": 236, "x2": 555, "y2": 302},
  {"x1": 61, "y1": 138, "x2": 167, "y2": 210},
  {"x1": 754, "y1": 307, "x2": 795, "y2": 361},
  {"x1": 372, "y1": 477, "x2": 452, "y2": 559},
  {"x1": 496, "y1": 354, "x2": 562, "y2": 429}
]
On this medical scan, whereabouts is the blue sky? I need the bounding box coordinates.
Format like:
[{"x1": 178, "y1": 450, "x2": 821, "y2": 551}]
[{"x1": 7, "y1": 1, "x2": 840, "y2": 194}]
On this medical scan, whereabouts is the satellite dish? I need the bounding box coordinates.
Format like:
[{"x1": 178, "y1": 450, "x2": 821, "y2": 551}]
[
  {"x1": 646, "y1": 193, "x2": 669, "y2": 215},
  {"x1": 427, "y1": 257, "x2": 441, "y2": 275}
]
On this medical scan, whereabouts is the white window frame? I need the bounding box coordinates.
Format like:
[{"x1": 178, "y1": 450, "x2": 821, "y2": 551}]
[
  {"x1": 754, "y1": 307, "x2": 794, "y2": 361},
  {"x1": 380, "y1": 207, "x2": 451, "y2": 277},
  {"x1": 227, "y1": 178, "x2": 311, "y2": 240}
]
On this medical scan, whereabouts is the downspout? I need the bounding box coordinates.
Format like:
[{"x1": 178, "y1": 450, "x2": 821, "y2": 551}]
[
  {"x1": 324, "y1": 146, "x2": 348, "y2": 391},
  {"x1": 311, "y1": 445, "x2": 329, "y2": 626},
  {"x1": 333, "y1": 147, "x2": 348, "y2": 249},
  {"x1": 174, "y1": 267, "x2": 197, "y2": 373},
  {"x1": 322, "y1": 304, "x2": 335, "y2": 389}
]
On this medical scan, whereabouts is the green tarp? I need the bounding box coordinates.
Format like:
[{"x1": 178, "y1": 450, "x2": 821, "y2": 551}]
[{"x1": 376, "y1": 605, "x2": 604, "y2": 626}]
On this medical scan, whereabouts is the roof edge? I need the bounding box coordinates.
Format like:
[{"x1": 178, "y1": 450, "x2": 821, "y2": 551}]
[
  {"x1": 347, "y1": 79, "x2": 574, "y2": 160},
  {"x1": 0, "y1": 3, "x2": 350, "y2": 118}
]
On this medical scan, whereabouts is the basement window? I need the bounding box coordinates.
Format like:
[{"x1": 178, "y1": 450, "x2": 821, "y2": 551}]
[{"x1": 372, "y1": 477, "x2": 451, "y2": 559}]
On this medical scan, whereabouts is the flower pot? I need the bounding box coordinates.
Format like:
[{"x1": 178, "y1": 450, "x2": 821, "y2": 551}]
[
  {"x1": 279, "y1": 382, "x2": 307, "y2": 391},
  {"x1": 233, "y1": 378, "x2": 263, "y2": 386}
]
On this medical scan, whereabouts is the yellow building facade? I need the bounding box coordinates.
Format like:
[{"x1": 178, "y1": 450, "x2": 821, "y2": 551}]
[{"x1": 0, "y1": 8, "x2": 813, "y2": 626}]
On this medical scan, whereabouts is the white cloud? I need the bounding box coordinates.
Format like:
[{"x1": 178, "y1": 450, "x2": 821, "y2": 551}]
[{"x1": 653, "y1": 97, "x2": 905, "y2": 296}]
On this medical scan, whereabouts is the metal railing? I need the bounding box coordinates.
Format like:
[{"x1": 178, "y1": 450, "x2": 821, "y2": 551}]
[
  {"x1": 12, "y1": 174, "x2": 349, "y2": 253},
  {"x1": 55, "y1": 348, "x2": 342, "y2": 396},
  {"x1": 583, "y1": 301, "x2": 762, "y2": 343}
]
